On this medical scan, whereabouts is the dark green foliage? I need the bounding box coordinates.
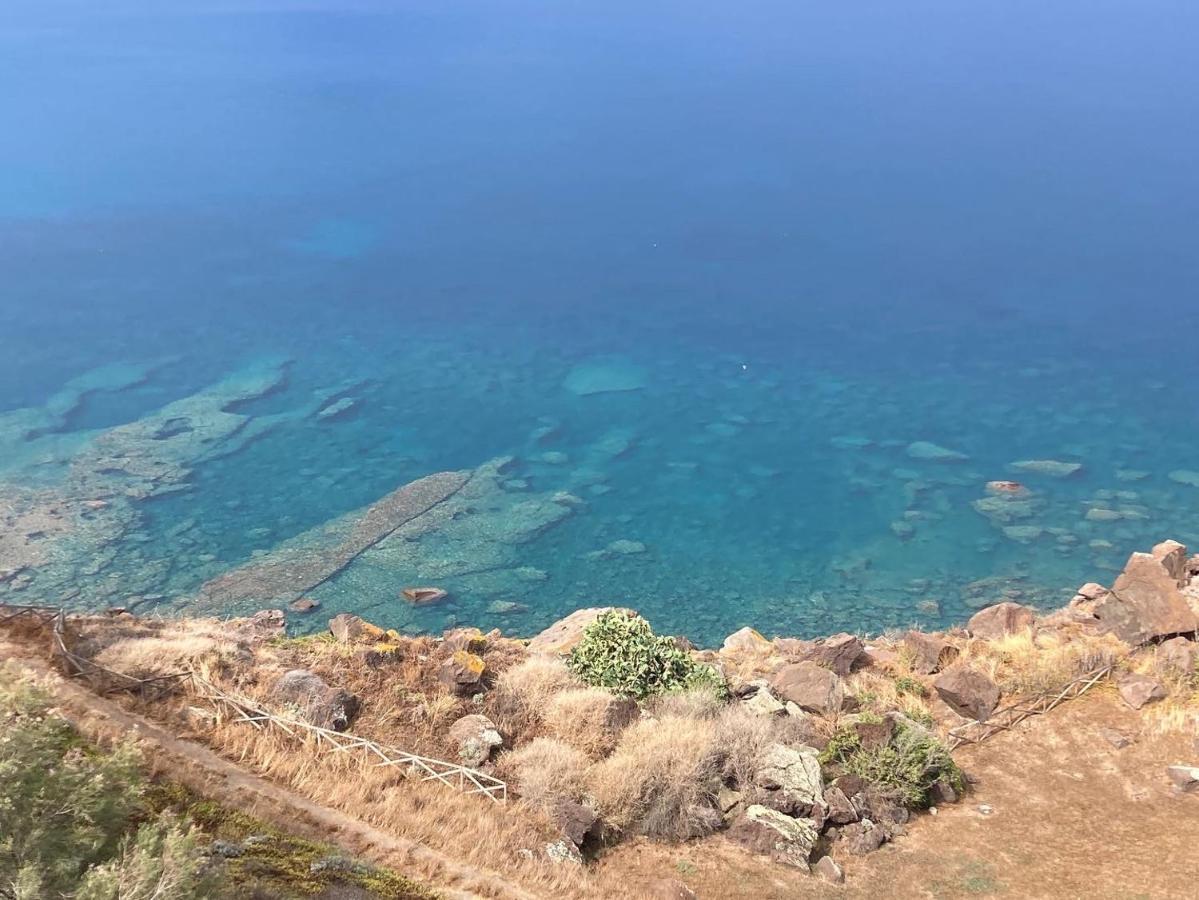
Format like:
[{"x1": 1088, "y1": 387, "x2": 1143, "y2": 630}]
[
  {"x1": 894, "y1": 675, "x2": 929, "y2": 697},
  {"x1": 567, "y1": 612, "x2": 726, "y2": 700},
  {"x1": 819, "y1": 721, "x2": 965, "y2": 808},
  {"x1": 75, "y1": 814, "x2": 227, "y2": 900}
]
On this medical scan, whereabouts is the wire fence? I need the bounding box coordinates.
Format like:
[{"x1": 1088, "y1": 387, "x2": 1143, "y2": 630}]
[{"x1": 0, "y1": 602, "x2": 506, "y2": 803}]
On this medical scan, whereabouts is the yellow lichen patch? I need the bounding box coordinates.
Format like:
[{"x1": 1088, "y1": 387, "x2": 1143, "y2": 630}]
[{"x1": 453, "y1": 650, "x2": 486, "y2": 676}]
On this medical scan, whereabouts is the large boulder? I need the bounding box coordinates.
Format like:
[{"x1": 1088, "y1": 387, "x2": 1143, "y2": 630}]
[
  {"x1": 753, "y1": 743, "x2": 824, "y2": 817},
  {"x1": 1116, "y1": 673, "x2": 1166, "y2": 710},
  {"x1": 528, "y1": 607, "x2": 635, "y2": 655},
  {"x1": 329, "y1": 613, "x2": 384, "y2": 644},
  {"x1": 447, "y1": 713, "x2": 503, "y2": 767},
  {"x1": 800, "y1": 633, "x2": 865, "y2": 676},
  {"x1": 903, "y1": 631, "x2": 958, "y2": 675},
  {"x1": 934, "y1": 666, "x2": 1001, "y2": 721},
  {"x1": 1093, "y1": 545, "x2": 1198, "y2": 645},
  {"x1": 270, "y1": 669, "x2": 360, "y2": 732},
  {"x1": 967, "y1": 602, "x2": 1036, "y2": 640},
  {"x1": 837, "y1": 819, "x2": 890, "y2": 856},
  {"x1": 770, "y1": 662, "x2": 844, "y2": 715},
  {"x1": 722, "y1": 626, "x2": 773, "y2": 654},
  {"x1": 728, "y1": 805, "x2": 819, "y2": 870},
  {"x1": 1155, "y1": 636, "x2": 1199, "y2": 677},
  {"x1": 438, "y1": 650, "x2": 487, "y2": 694},
  {"x1": 548, "y1": 800, "x2": 599, "y2": 846}
]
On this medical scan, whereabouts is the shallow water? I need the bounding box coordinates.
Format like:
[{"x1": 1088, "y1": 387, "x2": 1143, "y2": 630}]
[{"x1": 2, "y1": 1, "x2": 1198, "y2": 645}]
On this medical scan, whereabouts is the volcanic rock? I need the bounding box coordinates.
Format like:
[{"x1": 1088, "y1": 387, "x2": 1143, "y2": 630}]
[
  {"x1": 967, "y1": 602, "x2": 1036, "y2": 640},
  {"x1": 934, "y1": 666, "x2": 1001, "y2": 721}
]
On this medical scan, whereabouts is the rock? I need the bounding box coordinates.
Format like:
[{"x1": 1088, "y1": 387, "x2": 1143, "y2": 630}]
[
  {"x1": 723, "y1": 626, "x2": 773, "y2": 654},
  {"x1": 1002, "y1": 524, "x2": 1043, "y2": 543},
  {"x1": 1152, "y1": 540, "x2": 1190, "y2": 587},
  {"x1": 928, "y1": 779, "x2": 959, "y2": 805},
  {"x1": 1010, "y1": 459, "x2": 1083, "y2": 478},
  {"x1": 813, "y1": 855, "x2": 845, "y2": 884},
  {"x1": 903, "y1": 631, "x2": 958, "y2": 675},
  {"x1": 447, "y1": 713, "x2": 503, "y2": 767},
  {"x1": 718, "y1": 786, "x2": 744, "y2": 821},
  {"x1": 934, "y1": 667, "x2": 1001, "y2": 721},
  {"x1": 270, "y1": 669, "x2": 360, "y2": 732},
  {"x1": 1094, "y1": 548, "x2": 1198, "y2": 644},
  {"x1": 753, "y1": 744, "x2": 824, "y2": 816},
  {"x1": 986, "y1": 480, "x2": 1028, "y2": 497},
  {"x1": 1166, "y1": 765, "x2": 1199, "y2": 792},
  {"x1": 1116, "y1": 673, "x2": 1166, "y2": 710},
  {"x1": 1075, "y1": 582, "x2": 1109, "y2": 601},
  {"x1": 401, "y1": 586, "x2": 449, "y2": 606},
  {"x1": 328, "y1": 613, "x2": 384, "y2": 644},
  {"x1": 234, "y1": 609, "x2": 287, "y2": 642},
  {"x1": 907, "y1": 441, "x2": 968, "y2": 462},
  {"x1": 742, "y1": 685, "x2": 786, "y2": 717},
  {"x1": 443, "y1": 627, "x2": 487, "y2": 654},
  {"x1": 438, "y1": 650, "x2": 487, "y2": 694},
  {"x1": 288, "y1": 597, "x2": 320, "y2": 613},
  {"x1": 967, "y1": 602, "x2": 1036, "y2": 640},
  {"x1": 1098, "y1": 727, "x2": 1132, "y2": 749},
  {"x1": 801, "y1": 633, "x2": 865, "y2": 676},
  {"x1": 852, "y1": 717, "x2": 894, "y2": 751},
  {"x1": 1168, "y1": 470, "x2": 1199, "y2": 487},
  {"x1": 823, "y1": 787, "x2": 859, "y2": 825},
  {"x1": 837, "y1": 820, "x2": 889, "y2": 855},
  {"x1": 728, "y1": 805, "x2": 819, "y2": 870},
  {"x1": 548, "y1": 800, "x2": 598, "y2": 846},
  {"x1": 605, "y1": 539, "x2": 646, "y2": 556},
  {"x1": 543, "y1": 839, "x2": 582, "y2": 865},
  {"x1": 1156, "y1": 636, "x2": 1199, "y2": 676},
  {"x1": 528, "y1": 607, "x2": 635, "y2": 655},
  {"x1": 563, "y1": 357, "x2": 648, "y2": 396},
  {"x1": 770, "y1": 661, "x2": 845, "y2": 715}
]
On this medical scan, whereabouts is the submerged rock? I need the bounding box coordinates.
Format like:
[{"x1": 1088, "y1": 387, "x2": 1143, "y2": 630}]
[
  {"x1": 1010, "y1": 459, "x2": 1083, "y2": 478},
  {"x1": 563, "y1": 357, "x2": 648, "y2": 396},
  {"x1": 907, "y1": 441, "x2": 969, "y2": 462},
  {"x1": 402, "y1": 586, "x2": 449, "y2": 606},
  {"x1": 1168, "y1": 470, "x2": 1199, "y2": 487}
]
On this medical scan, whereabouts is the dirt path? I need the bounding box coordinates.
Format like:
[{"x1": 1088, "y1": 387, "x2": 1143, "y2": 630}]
[
  {"x1": 602, "y1": 688, "x2": 1199, "y2": 899},
  {"x1": 0, "y1": 641, "x2": 539, "y2": 900}
]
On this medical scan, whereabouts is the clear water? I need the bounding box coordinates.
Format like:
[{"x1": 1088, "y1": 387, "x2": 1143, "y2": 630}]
[{"x1": 2, "y1": 1, "x2": 1198, "y2": 646}]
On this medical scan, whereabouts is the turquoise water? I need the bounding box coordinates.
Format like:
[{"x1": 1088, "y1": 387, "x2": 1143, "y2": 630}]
[{"x1": 2, "y1": 1, "x2": 1198, "y2": 646}]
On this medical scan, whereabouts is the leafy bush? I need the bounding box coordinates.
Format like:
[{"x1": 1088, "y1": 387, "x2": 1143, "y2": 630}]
[
  {"x1": 567, "y1": 612, "x2": 725, "y2": 700},
  {"x1": 819, "y1": 721, "x2": 964, "y2": 808},
  {"x1": 894, "y1": 675, "x2": 929, "y2": 697},
  {"x1": 75, "y1": 815, "x2": 226, "y2": 900}
]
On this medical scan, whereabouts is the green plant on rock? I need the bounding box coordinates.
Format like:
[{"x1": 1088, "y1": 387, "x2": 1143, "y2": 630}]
[
  {"x1": 820, "y1": 722, "x2": 964, "y2": 808},
  {"x1": 894, "y1": 675, "x2": 929, "y2": 697},
  {"x1": 567, "y1": 612, "x2": 726, "y2": 700}
]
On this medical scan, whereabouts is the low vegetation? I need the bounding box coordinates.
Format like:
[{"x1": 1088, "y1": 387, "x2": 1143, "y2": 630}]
[{"x1": 820, "y1": 720, "x2": 965, "y2": 808}]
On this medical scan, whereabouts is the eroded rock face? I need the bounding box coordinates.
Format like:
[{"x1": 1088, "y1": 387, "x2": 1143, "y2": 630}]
[
  {"x1": 447, "y1": 713, "x2": 503, "y2": 767},
  {"x1": 837, "y1": 819, "x2": 890, "y2": 855},
  {"x1": 728, "y1": 805, "x2": 818, "y2": 870},
  {"x1": 934, "y1": 666, "x2": 1001, "y2": 722},
  {"x1": 967, "y1": 602, "x2": 1036, "y2": 640},
  {"x1": 770, "y1": 662, "x2": 844, "y2": 715},
  {"x1": 800, "y1": 633, "x2": 865, "y2": 676},
  {"x1": 270, "y1": 669, "x2": 360, "y2": 732},
  {"x1": 753, "y1": 743, "x2": 824, "y2": 816},
  {"x1": 1094, "y1": 546, "x2": 1198, "y2": 645}
]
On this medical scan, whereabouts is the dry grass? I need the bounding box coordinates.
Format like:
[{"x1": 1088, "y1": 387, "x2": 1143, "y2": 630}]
[
  {"x1": 957, "y1": 627, "x2": 1127, "y2": 695},
  {"x1": 588, "y1": 714, "x2": 722, "y2": 840},
  {"x1": 496, "y1": 737, "x2": 590, "y2": 809},
  {"x1": 543, "y1": 687, "x2": 634, "y2": 758},
  {"x1": 847, "y1": 669, "x2": 936, "y2": 726},
  {"x1": 489, "y1": 655, "x2": 579, "y2": 736},
  {"x1": 91, "y1": 620, "x2": 239, "y2": 678}
]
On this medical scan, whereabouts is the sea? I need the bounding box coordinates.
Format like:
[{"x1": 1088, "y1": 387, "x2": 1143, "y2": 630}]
[{"x1": 2, "y1": 0, "x2": 1197, "y2": 646}]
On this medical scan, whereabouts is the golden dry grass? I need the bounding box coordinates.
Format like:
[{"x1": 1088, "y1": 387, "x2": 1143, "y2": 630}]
[
  {"x1": 956, "y1": 627, "x2": 1127, "y2": 695},
  {"x1": 542, "y1": 687, "x2": 632, "y2": 758},
  {"x1": 489, "y1": 655, "x2": 579, "y2": 735},
  {"x1": 496, "y1": 737, "x2": 590, "y2": 809}
]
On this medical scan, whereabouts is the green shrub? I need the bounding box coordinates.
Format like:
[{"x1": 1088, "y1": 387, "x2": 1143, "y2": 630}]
[
  {"x1": 76, "y1": 814, "x2": 227, "y2": 900},
  {"x1": 894, "y1": 675, "x2": 929, "y2": 697},
  {"x1": 567, "y1": 612, "x2": 726, "y2": 700},
  {"x1": 819, "y1": 721, "x2": 964, "y2": 808}
]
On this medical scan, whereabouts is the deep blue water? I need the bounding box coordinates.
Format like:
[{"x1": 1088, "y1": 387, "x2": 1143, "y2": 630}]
[{"x1": 2, "y1": 1, "x2": 1198, "y2": 645}]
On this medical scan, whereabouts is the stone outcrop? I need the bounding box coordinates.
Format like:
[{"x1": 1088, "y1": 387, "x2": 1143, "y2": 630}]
[
  {"x1": 329, "y1": 613, "x2": 384, "y2": 643},
  {"x1": 438, "y1": 651, "x2": 486, "y2": 694},
  {"x1": 1155, "y1": 636, "x2": 1199, "y2": 677},
  {"x1": 770, "y1": 662, "x2": 844, "y2": 715},
  {"x1": 722, "y1": 626, "x2": 773, "y2": 655},
  {"x1": 1092, "y1": 542, "x2": 1197, "y2": 644},
  {"x1": 528, "y1": 607, "x2": 633, "y2": 655},
  {"x1": 967, "y1": 602, "x2": 1036, "y2": 640},
  {"x1": 728, "y1": 805, "x2": 819, "y2": 870},
  {"x1": 447, "y1": 713, "x2": 503, "y2": 767},
  {"x1": 798, "y1": 632, "x2": 864, "y2": 676},
  {"x1": 934, "y1": 666, "x2": 1001, "y2": 721},
  {"x1": 548, "y1": 800, "x2": 599, "y2": 846},
  {"x1": 270, "y1": 669, "x2": 360, "y2": 732},
  {"x1": 903, "y1": 631, "x2": 958, "y2": 675},
  {"x1": 753, "y1": 744, "x2": 825, "y2": 817}
]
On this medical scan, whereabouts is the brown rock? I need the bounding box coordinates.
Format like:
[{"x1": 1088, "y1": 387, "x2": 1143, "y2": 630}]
[
  {"x1": 270, "y1": 669, "x2": 360, "y2": 731},
  {"x1": 927, "y1": 779, "x2": 959, "y2": 805},
  {"x1": 770, "y1": 661, "x2": 845, "y2": 715},
  {"x1": 1152, "y1": 540, "x2": 1189, "y2": 587},
  {"x1": 823, "y1": 786, "x2": 859, "y2": 825},
  {"x1": 549, "y1": 800, "x2": 598, "y2": 846},
  {"x1": 1116, "y1": 673, "x2": 1166, "y2": 710},
  {"x1": 401, "y1": 586, "x2": 449, "y2": 606},
  {"x1": 837, "y1": 820, "x2": 889, "y2": 856},
  {"x1": 329, "y1": 613, "x2": 384, "y2": 644},
  {"x1": 1155, "y1": 636, "x2": 1198, "y2": 676},
  {"x1": 1076, "y1": 582, "x2": 1109, "y2": 601},
  {"x1": 728, "y1": 805, "x2": 819, "y2": 870},
  {"x1": 447, "y1": 713, "x2": 502, "y2": 767},
  {"x1": 723, "y1": 626, "x2": 773, "y2": 654},
  {"x1": 934, "y1": 666, "x2": 1001, "y2": 721},
  {"x1": 1094, "y1": 548, "x2": 1198, "y2": 645},
  {"x1": 904, "y1": 631, "x2": 959, "y2": 675},
  {"x1": 288, "y1": 597, "x2": 320, "y2": 613},
  {"x1": 853, "y1": 717, "x2": 895, "y2": 751},
  {"x1": 443, "y1": 627, "x2": 486, "y2": 654},
  {"x1": 801, "y1": 632, "x2": 865, "y2": 676},
  {"x1": 1166, "y1": 765, "x2": 1199, "y2": 792},
  {"x1": 234, "y1": 609, "x2": 287, "y2": 643},
  {"x1": 438, "y1": 650, "x2": 487, "y2": 694},
  {"x1": 528, "y1": 607, "x2": 635, "y2": 655},
  {"x1": 967, "y1": 602, "x2": 1036, "y2": 640},
  {"x1": 813, "y1": 855, "x2": 845, "y2": 884}
]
